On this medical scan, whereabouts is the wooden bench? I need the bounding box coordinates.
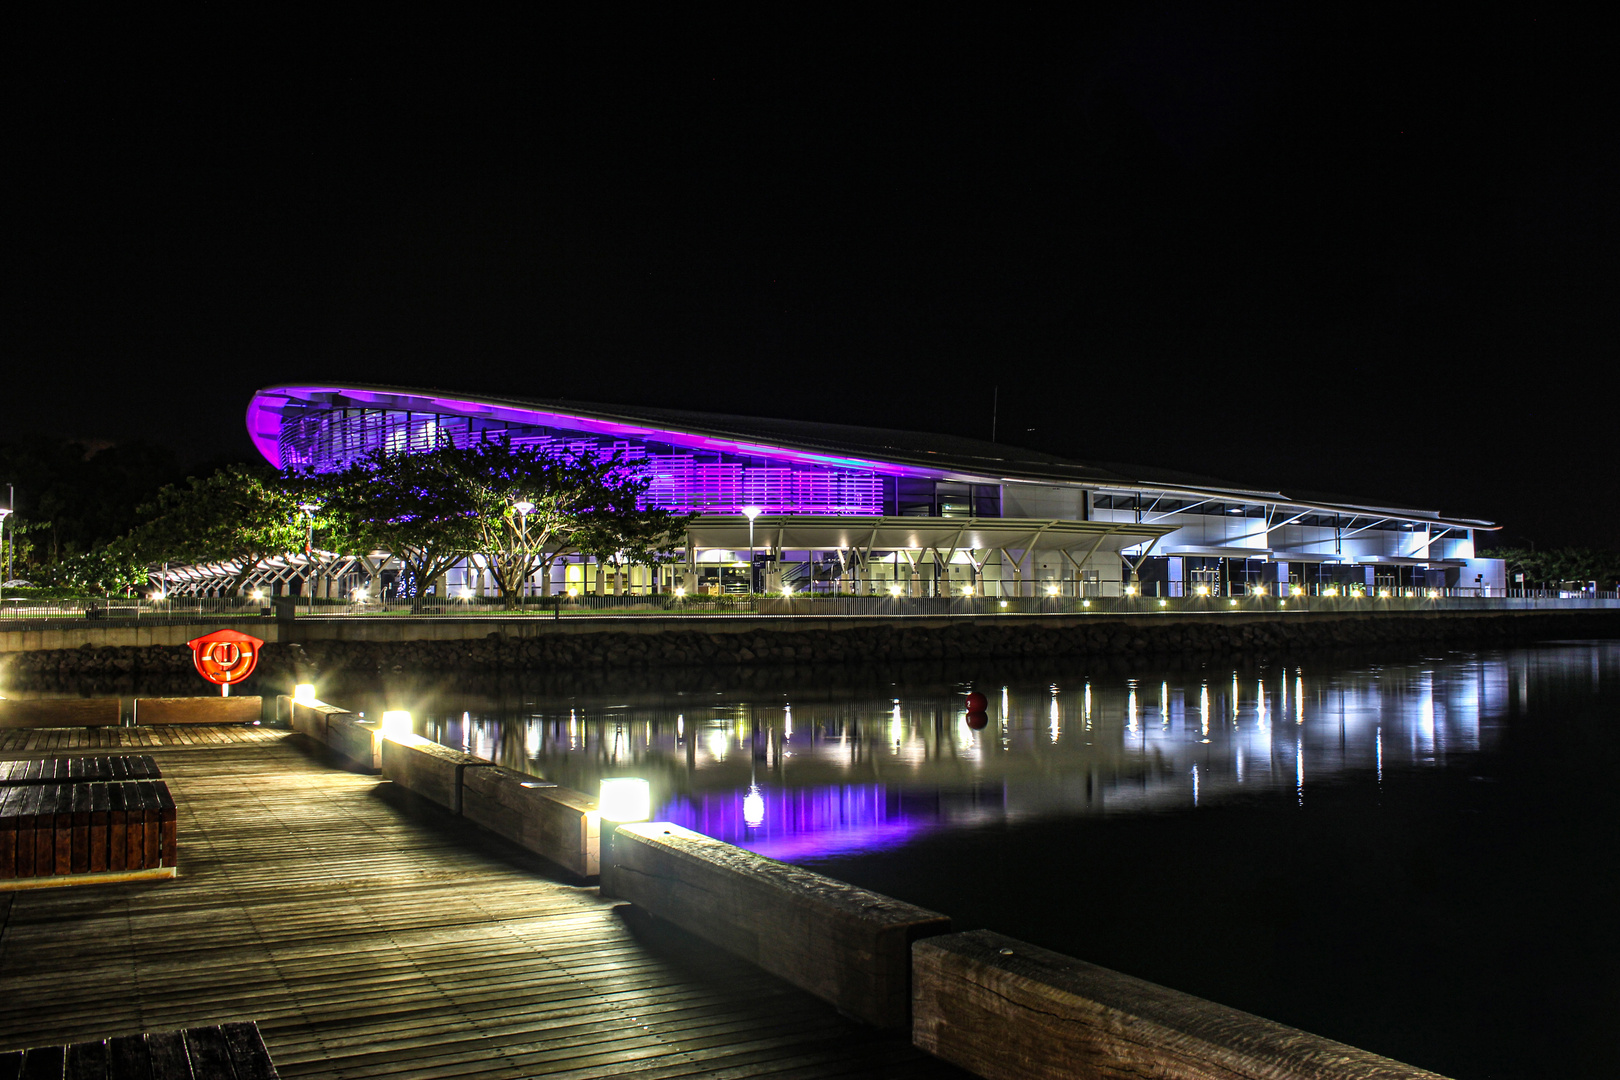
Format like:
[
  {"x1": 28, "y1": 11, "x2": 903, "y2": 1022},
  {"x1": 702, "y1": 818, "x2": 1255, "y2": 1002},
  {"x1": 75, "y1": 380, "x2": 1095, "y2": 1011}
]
[
  {"x1": 134, "y1": 696, "x2": 263, "y2": 725},
  {"x1": 0, "y1": 1020, "x2": 279, "y2": 1079},
  {"x1": 0, "y1": 768, "x2": 177, "y2": 886},
  {"x1": 607, "y1": 821, "x2": 951, "y2": 1028},
  {"x1": 0, "y1": 754, "x2": 160, "y2": 784},
  {"x1": 912, "y1": 930, "x2": 1451, "y2": 1080}
]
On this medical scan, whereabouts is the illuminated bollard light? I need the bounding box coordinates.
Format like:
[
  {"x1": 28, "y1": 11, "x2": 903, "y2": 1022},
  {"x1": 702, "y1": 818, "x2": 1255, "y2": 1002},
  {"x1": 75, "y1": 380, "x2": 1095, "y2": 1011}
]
[
  {"x1": 293, "y1": 683, "x2": 317, "y2": 705},
  {"x1": 380, "y1": 710, "x2": 413, "y2": 738},
  {"x1": 599, "y1": 777, "x2": 651, "y2": 897}
]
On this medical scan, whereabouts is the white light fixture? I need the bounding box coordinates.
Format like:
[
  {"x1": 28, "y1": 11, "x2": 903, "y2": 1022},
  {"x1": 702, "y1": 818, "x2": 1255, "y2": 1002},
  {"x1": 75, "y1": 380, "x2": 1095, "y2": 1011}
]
[
  {"x1": 293, "y1": 683, "x2": 317, "y2": 705},
  {"x1": 1046, "y1": 585, "x2": 1059, "y2": 596},
  {"x1": 780, "y1": 585, "x2": 794, "y2": 598},
  {"x1": 380, "y1": 710, "x2": 413, "y2": 738},
  {"x1": 1196, "y1": 585, "x2": 1210, "y2": 597},
  {"x1": 599, "y1": 778, "x2": 651, "y2": 823},
  {"x1": 1124, "y1": 584, "x2": 1138, "y2": 597},
  {"x1": 889, "y1": 585, "x2": 903, "y2": 598},
  {"x1": 674, "y1": 586, "x2": 686, "y2": 599}
]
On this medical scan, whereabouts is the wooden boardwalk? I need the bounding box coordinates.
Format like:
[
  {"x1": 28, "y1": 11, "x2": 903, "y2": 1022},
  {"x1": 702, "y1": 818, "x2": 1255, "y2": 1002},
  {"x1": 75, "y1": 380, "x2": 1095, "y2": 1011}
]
[{"x1": 0, "y1": 729, "x2": 968, "y2": 1078}]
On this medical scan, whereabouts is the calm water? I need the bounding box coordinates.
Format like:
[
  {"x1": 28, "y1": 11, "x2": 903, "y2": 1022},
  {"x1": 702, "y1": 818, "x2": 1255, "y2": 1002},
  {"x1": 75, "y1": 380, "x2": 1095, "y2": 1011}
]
[{"x1": 346, "y1": 642, "x2": 1620, "y2": 1080}]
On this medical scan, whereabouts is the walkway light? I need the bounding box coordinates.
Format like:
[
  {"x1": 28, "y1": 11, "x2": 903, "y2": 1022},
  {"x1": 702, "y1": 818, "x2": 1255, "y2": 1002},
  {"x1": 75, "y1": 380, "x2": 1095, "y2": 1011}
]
[
  {"x1": 781, "y1": 584, "x2": 794, "y2": 598},
  {"x1": 1158, "y1": 599, "x2": 1167, "y2": 607},
  {"x1": 599, "y1": 778, "x2": 651, "y2": 823},
  {"x1": 1124, "y1": 584, "x2": 1138, "y2": 596},
  {"x1": 1324, "y1": 587, "x2": 1339, "y2": 597},
  {"x1": 1290, "y1": 585, "x2": 1304, "y2": 597},
  {"x1": 1046, "y1": 584, "x2": 1060, "y2": 596},
  {"x1": 1196, "y1": 585, "x2": 1210, "y2": 597},
  {"x1": 673, "y1": 586, "x2": 686, "y2": 599},
  {"x1": 961, "y1": 584, "x2": 975, "y2": 597},
  {"x1": 457, "y1": 588, "x2": 474, "y2": 601},
  {"x1": 566, "y1": 586, "x2": 579, "y2": 598},
  {"x1": 380, "y1": 710, "x2": 412, "y2": 738},
  {"x1": 889, "y1": 584, "x2": 903, "y2": 598},
  {"x1": 294, "y1": 683, "x2": 317, "y2": 705},
  {"x1": 1082, "y1": 599, "x2": 1091, "y2": 607}
]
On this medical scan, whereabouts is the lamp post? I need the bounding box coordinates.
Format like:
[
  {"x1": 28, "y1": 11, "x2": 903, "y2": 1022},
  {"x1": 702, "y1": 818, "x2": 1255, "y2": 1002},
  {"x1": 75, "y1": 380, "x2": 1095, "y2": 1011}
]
[
  {"x1": 513, "y1": 500, "x2": 534, "y2": 602},
  {"x1": 299, "y1": 502, "x2": 319, "y2": 614},
  {"x1": 0, "y1": 506, "x2": 9, "y2": 604},
  {"x1": 742, "y1": 506, "x2": 761, "y2": 594}
]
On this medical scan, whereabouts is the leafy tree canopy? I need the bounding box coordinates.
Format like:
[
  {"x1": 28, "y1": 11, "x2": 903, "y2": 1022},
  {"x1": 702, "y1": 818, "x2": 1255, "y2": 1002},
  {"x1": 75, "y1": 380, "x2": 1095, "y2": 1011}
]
[
  {"x1": 127, "y1": 464, "x2": 309, "y2": 593},
  {"x1": 1480, "y1": 547, "x2": 1620, "y2": 589}
]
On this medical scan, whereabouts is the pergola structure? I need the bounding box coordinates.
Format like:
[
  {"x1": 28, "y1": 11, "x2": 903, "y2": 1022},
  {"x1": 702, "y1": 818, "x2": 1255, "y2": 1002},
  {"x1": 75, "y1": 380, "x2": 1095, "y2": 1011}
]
[{"x1": 681, "y1": 516, "x2": 1177, "y2": 597}]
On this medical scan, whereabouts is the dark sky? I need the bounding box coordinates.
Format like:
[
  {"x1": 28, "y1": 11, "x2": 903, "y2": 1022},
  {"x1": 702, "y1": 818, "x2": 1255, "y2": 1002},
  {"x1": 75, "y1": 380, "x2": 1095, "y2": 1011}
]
[{"x1": 6, "y1": 11, "x2": 1616, "y2": 546}]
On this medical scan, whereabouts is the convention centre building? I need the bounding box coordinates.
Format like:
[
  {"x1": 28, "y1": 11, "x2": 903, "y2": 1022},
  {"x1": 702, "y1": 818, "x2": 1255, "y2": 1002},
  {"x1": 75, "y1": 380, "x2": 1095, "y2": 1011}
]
[{"x1": 231, "y1": 383, "x2": 1503, "y2": 600}]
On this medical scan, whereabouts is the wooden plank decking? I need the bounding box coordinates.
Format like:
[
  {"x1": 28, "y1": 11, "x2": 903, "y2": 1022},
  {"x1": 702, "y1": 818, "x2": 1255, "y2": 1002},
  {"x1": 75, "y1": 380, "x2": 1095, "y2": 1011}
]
[{"x1": 0, "y1": 729, "x2": 969, "y2": 1078}]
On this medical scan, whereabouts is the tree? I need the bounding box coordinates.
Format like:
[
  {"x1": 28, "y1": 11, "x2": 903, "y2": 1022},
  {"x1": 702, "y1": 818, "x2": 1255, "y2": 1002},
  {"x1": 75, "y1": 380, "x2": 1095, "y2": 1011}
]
[
  {"x1": 127, "y1": 465, "x2": 308, "y2": 594},
  {"x1": 320, "y1": 444, "x2": 481, "y2": 613},
  {"x1": 573, "y1": 486, "x2": 691, "y2": 597},
  {"x1": 459, "y1": 438, "x2": 685, "y2": 607},
  {"x1": 1482, "y1": 547, "x2": 1620, "y2": 590},
  {"x1": 34, "y1": 544, "x2": 148, "y2": 595}
]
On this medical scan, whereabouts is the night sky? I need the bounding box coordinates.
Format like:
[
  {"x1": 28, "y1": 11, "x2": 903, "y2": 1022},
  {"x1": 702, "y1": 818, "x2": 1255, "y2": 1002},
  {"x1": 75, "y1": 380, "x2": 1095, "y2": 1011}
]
[{"x1": 7, "y1": 11, "x2": 1615, "y2": 546}]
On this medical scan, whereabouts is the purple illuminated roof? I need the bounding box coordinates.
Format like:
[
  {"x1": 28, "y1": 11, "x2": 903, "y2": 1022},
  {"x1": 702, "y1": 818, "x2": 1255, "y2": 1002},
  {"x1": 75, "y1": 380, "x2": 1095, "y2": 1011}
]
[{"x1": 246, "y1": 383, "x2": 1496, "y2": 527}]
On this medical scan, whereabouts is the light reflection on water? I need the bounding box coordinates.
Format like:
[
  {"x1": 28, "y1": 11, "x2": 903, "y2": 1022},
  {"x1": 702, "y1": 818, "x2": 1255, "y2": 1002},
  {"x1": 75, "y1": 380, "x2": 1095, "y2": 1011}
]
[{"x1": 358, "y1": 650, "x2": 1516, "y2": 863}]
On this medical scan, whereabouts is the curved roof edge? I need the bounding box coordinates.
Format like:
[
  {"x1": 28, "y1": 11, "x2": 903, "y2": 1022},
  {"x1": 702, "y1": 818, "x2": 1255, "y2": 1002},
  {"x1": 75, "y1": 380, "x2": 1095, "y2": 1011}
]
[{"x1": 247, "y1": 383, "x2": 1496, "y2": 531}]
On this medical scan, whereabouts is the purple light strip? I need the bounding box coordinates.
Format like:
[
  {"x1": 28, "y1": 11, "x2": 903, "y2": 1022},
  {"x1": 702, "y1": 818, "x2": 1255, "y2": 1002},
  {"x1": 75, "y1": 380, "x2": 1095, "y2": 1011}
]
[
  {"x1": 247, "y1": 386, "x2": 940, "y2": 478},
  {"x1": 656, "y1": 783, "x2": 938, "y2": 862}
]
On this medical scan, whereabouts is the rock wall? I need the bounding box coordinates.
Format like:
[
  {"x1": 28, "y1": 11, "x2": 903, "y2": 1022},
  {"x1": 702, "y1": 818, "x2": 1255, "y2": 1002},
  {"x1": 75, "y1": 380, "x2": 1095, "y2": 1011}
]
[{"x1": 4, "y1": 611, "x2": 1616, "y2": 692}]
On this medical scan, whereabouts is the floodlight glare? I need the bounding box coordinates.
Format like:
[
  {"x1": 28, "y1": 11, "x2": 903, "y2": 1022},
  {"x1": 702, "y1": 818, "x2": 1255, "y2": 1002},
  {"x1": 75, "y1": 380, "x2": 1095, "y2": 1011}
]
[
  {"x1": 293, "y1": 683, "x2": 317, "y2": 705},
  {"x1": 598, "y1": 778, "x2": 651, "y2": 823},
  {"x1": 380, "y1": 710, "x2": 413, "y2": 738},
  {"x1": 673, "y1": 586, "x2": 686, "y2": 599}
]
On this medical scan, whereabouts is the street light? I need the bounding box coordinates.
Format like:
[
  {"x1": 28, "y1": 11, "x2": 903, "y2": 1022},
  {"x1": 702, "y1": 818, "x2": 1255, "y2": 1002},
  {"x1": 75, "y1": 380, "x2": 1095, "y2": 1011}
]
[
  {"x1": 0, "y1": 507, "x2": 9, "y2": 604},
  {"x1": 742, "y1": 506, "x2": 761, "y2": 593},
  {"x1": 512, "y1": 500, "x2": 534, "y2": 600},
  {"x1": 300, "y1": 502, "x2": 319, "y2": 614}
]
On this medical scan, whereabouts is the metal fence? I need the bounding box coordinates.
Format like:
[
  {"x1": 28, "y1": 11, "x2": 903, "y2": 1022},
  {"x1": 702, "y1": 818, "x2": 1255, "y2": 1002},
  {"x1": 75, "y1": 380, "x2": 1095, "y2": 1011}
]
[{"x1": 4, "y1": 590, "x2": 1618, "y2": 623}]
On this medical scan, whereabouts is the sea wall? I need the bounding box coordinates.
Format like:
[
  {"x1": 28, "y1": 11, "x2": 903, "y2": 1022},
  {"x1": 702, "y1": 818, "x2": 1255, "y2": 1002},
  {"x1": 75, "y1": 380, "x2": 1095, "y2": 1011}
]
[{"x1": 3, "y1": 610, "x2": 1616, "y2": 690}]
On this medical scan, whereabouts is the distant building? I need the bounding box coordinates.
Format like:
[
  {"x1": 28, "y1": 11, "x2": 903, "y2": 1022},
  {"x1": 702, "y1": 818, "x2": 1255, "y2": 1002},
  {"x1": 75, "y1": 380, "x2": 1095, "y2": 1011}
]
[{"x1": 230, "y1": 383, "x2": 1501, "y2": 599}]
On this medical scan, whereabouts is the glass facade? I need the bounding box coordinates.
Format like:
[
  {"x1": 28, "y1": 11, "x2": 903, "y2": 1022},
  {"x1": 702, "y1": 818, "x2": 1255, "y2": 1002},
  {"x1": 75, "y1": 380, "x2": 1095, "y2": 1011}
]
[{"x1": 278, "y1": 406, "x2": 888, "y2": 516}]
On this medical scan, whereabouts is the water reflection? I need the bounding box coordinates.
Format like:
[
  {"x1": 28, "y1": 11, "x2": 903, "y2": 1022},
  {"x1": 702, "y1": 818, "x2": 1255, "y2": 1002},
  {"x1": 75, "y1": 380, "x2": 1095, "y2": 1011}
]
[{"x1": 334, "y1": 648, "x2": 1552, "y2": 864}]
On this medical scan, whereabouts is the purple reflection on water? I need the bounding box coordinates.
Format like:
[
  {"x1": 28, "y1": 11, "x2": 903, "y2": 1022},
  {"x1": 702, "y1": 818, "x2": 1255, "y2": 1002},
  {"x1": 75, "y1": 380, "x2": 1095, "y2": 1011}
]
[{"x1": 658, "y1": 784, "x2": 939, "y2": 861}]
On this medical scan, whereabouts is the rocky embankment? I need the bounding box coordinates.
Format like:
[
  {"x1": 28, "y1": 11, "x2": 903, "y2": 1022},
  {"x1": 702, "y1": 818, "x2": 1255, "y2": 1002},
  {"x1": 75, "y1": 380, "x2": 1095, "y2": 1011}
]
[{"x1": 4, "y1": 611, "x2": 1616, "y2": 692}]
